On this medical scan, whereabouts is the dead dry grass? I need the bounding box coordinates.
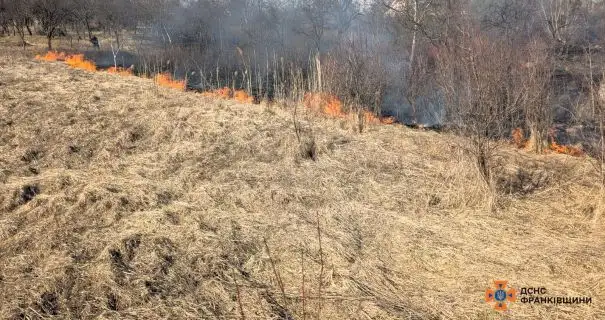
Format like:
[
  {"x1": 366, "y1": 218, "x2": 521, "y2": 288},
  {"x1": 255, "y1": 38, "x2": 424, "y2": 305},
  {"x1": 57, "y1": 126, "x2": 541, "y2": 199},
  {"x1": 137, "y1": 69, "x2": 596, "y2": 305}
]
[{"x1": 1, "y1": 42, "x2": 604, "y2": 319}]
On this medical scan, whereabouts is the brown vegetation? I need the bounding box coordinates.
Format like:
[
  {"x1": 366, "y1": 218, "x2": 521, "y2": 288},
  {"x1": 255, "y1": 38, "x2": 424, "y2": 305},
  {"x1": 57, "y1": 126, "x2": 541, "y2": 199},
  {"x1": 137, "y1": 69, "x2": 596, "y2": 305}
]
[{"x1": 1, "y1": 44, "x2": 604, "y2": 319}]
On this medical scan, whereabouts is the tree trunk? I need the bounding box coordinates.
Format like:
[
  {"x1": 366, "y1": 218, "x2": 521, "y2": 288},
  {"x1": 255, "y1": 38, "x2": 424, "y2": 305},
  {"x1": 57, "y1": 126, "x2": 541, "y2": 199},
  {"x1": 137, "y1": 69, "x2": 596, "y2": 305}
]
[
  {"x1": 409, "y1": 0, "x2": 418, "y2": 66},
  {"x1": 411, "y1": 100, "x2": 417, "y2": 124},
  {"x1": 527, "y1": 122, "x2": 546, "y2": 153},
  {"x1": 476, "y1": 140, "x2": 492, "y2": 187},
  {"x1": 315, "y1": 53, "x2": 322, "y2": 92},
  {"x1": 18, "y1": 30, "x2": 26, "y2": 48},
  {"x1": 47, "y1": 28, "x2": 55, "y2": 50},
  {"x1": 85, "y1": 19, "x2": 92, "y2": 39},
  {"x1": 13, "y1": 22, "x2": 26, "y2": 47},
  {"x1": 114, "y1": 30, "x2": 121, "y2": 50}
]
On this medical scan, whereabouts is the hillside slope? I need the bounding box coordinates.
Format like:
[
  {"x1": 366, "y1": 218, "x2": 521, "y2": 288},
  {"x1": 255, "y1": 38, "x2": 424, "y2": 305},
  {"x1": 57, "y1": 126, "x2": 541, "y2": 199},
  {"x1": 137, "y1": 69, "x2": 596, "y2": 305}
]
[{"x1": 1, "y1": 49, "x2": 604, "y2": 319}]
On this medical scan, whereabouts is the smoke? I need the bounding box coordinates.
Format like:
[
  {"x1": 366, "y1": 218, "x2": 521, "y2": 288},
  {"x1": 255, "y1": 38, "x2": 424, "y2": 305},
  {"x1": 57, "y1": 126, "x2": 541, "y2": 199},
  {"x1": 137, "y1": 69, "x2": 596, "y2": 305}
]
[
  {"x1": 132, "y1": 0, "x2": 445, "y2": 126},
  {"x1": 381, "y1": 87, "x2": 445, "y2": 126},
  {"x1": 84, "y1": 50, "x2": 138, "y2": 69}
]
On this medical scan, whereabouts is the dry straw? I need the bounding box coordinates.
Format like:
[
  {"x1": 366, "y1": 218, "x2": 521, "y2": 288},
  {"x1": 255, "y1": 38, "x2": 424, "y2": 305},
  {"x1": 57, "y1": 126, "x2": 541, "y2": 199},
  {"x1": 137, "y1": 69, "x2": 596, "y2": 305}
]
[{"x1": 0, "y1": 44, "x2": 604, "y2": 319}]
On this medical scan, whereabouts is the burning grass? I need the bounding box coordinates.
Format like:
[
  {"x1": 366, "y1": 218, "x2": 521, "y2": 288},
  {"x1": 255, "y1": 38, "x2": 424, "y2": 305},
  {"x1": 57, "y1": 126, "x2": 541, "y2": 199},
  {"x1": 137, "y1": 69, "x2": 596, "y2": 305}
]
[
  {"x1": 154, "y1": 73, "x2": 186, "y2": 90},
  {"x1": 511, "y1": 127, "x2": 584, "y2": 156},
  {"x1": 2, "y1": 49, "x2": 604, "y2": 319},
  {"x1": 107, "y1": 66, "x2": 134, "y2": 77},
  {"x1": 35, "y1": 51, "x2": 97, "y2": 72},
  {"x1": 512, "y1": 127, "x2": 525, "y2": 148},
  {"x1": 233, "y1": 89, "x2": 254, "y2": 103},
  {"x1": 380, "y1": 116, "x2": 397, "y2": 124},
  {"x1": 65, "y1": 54, "x2": 97, "y2": 72},
  {"x1": 304, "y1": 92, "x2": 397, "y2": 125},
  {"x1": 34, "y1": 51, "x2": 68, "y2": 62},
  {"x1": 34, "y1": 52, "x2": 185, "y2": 91},
  {"x1": 304, "y1": 92, "x2": 346, "y2": 117},
  {"x1": 201, "y1": 87, "x2": 254, "y2": 103},
  {"x1": 201, "y1": 87, "x2": 231, "y2": 99},
  {"x1": 549, "y1": 140, "x2": 584, "y2": 156}
]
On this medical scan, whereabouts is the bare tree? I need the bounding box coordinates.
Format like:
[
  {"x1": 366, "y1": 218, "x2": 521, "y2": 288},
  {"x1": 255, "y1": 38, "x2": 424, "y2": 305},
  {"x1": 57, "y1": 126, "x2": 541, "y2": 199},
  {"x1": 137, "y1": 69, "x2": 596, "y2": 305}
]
[
  {"x1": 382, "y1": 0, "x2": 438, "y2": 66},
  {"x1": 0, "y1": 0, "x2": 7, "y2": 36},
  {"x1": 31, "y1": 0, "x2": 70, "y2": 50},
  {"x1": 520, "y1": 40, "x2": 554, "y2": 153},
  {"x1": 480, "y1": 0, "x2": 541, "y2": 42},
  {"x1": 295, "y1": 0, "x2": 360, "y2": 52},
  {"x1": 97, "y1": 0, "x2": 138, "y2": 49},
  {"x1": 70, "y1": 0, "x2": 96, "y2": 39},
  {"x1": 539, "y1": 0, "x2": 582, "y2": 47},
  {"x1": 1, "y1": 0, "x2": 35, "y2": 47},
  {"x1": 437, "y1": 24, "x2": 527, "y2": 196}
]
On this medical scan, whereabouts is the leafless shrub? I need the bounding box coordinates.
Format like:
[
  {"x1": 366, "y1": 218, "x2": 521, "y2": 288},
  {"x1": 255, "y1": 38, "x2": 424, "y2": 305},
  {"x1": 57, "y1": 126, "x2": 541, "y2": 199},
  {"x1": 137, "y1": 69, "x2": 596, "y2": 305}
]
[
  {"x1": 437, "y1": 31, "x2": 524, "y2": 192},
  {"x1": 520, "y1": 39, "x2": 554, "y2": 153}
]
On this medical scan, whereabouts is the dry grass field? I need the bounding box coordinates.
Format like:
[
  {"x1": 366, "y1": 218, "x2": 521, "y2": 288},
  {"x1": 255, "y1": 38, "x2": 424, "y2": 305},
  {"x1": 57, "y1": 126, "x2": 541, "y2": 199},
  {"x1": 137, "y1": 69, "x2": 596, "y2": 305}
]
[{"x1": 1, "y1": 42, "x2": 605, "y2": 319}]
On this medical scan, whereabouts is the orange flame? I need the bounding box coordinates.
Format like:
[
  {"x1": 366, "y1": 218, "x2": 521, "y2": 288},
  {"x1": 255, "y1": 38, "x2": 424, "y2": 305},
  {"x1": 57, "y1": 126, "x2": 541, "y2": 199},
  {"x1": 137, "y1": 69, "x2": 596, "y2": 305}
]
[
  {"x1": 512, "y1": 128, "x2": 526, "y2": 148},
  {"x1": 324, "y1": 96, "x2": 345, "y2": 117},
  {"x1": 363, "y1": 110, "x2": 381, "y2": 124},
  {"x1": 201, "y1": 87, "x2": 232, "y2": 99},
  {"x1": 35, "y1": 51, "x2": 68, "y2": 62},
  {"x1": 380, "y1": 116, "x2": 396, "y2": 124},
  {"x1": 365, "y1": 112, "x2": 397, "y2": 125},
  {"x1": 155, "y1": 73, "x2": 186, "y2": 90},
  {"x1": 107, "y1": 66, "x2": 133, "y2": 76},
  {"x1": 548, "y1": 129, "x2": 584, "y2": 156},
  {"x1": 201, "y1": 87, "x2": 254, "y2": 103},
  {"x1": 303, "y1": 93, "x2": 346, "y2": 117},
  {"x1": 65, "y1": 54, "x2": 97, "y2": 72},
  {"x1": 234, "y1": 89, "x2": 254, "y2": 103},
  {"x1": 303, "y1": 92, "x2": 395, "y2": 124},
  {"x1": 549, "y1": 140, "x2": 584, "y2": 156}
]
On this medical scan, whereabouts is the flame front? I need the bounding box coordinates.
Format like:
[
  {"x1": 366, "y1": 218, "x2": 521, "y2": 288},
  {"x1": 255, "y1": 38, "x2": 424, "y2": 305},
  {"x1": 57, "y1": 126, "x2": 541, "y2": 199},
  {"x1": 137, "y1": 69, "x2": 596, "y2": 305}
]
[
  {"x1": 201, "y1": 87, "x2": 233, "y2": 99},
  {"x1": 234, "y1": 90, "x2": 254, "y2": 103},
  {"x1": 35, "y1": 51, "x2": 190, "y2": 92},
  {"x1": 33, "y1": 52, "x2": 401, "y2": 126},
  {"x1": 380, "y1": 116, "x2": 396, "y2": 124},
  {"x1": 549, "y1": 140, "x2": 584, "y2": 156},
  {"x1": 65, "y1": 54, "x2": 97, "y2": 72},
  {"x1": 35, "y1": 51, "x2": 68, "y2": 62},
  {"x1": 107, "y1": 66, "x2": 133, "y2": 76},
  {"x1": 155, "y1": 73, "x2": 186, "y2": 90},
  {"x1": 304, "y1": 92, "x2": 395, "y2": 125},
  {"x1": 548, "y1": 130, "x2": 584, "y2": 156},
  {"x1": 324, "y1": 95, "x2": 345, "y2": 117},
  {"x1": 512, "y1": 128, "x2": 525, "y2": 148},
  {"x1": 36, "y1": 51, "x2": 97, "y2": 71},
  {"x1": 304, "y1": 93, "x2": 345, "y2": 117},
  {"x1": 201, "y1": 87, "x2": 254, "y2": 103}
]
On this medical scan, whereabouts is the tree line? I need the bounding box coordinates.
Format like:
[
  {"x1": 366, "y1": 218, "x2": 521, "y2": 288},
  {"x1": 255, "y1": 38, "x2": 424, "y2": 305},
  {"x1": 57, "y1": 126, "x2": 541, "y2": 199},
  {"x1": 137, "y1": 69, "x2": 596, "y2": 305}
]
[{"x1": 2, "y1": 0, "x2": 605, "y2": 190}]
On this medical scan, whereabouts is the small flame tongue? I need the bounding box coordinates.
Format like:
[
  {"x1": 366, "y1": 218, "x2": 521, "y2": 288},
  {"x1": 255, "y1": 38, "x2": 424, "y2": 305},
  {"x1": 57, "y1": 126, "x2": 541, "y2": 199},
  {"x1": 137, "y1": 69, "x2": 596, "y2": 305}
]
[
  {"x1": 155, "y1": 73, "x2": 186, "y2": 90},
  {"x1": 35, "y1": 51, "x2": 68, "y2": 62},
  {"x1": 303, "y1": 92, "x2": 395, "y2": 124},
  {"x1": 549, "y1": 139, "x2": 584, "y2": 156},
  {"x1": 65, "y1": 54, "x2": 97, "y2": 72},
  {"x1": 35, "y1": 51, "x2": 97, "y2": 72},
  {"x1": 511, "y1": 127, "x2": 583, "y2": 156},
  {"x1": 107, "y1": 66, "x2": 133, "y2": 76},
  {"x1": 512, "y1": 128, "x2": 525, "y2": 148},
  {"x1": 304, "y1": 93, "x2": 345, "y2": 117},
  {"x1": 201, "y1": 87, "x2": 253, "y2": 103}
]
